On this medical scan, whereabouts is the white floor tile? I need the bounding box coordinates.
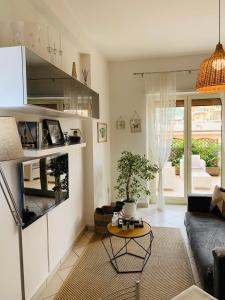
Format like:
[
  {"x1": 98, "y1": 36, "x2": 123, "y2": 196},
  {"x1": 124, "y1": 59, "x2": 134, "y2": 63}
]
[
  {"x1": 58, "y1": 266, "x2": 73, "y2": 281},
  {"x1": 75, "y1": 235, "x2": 90, "y2": 248},
  {"x1": 38, "y1": 273, "x2": 62, "y2": 300},
  {"x1": 84, "y1": 230, "x2": 95, "y2": 240},
  {"x1": 60, "y1": 251, "x2": 79, "y2": 269},
  {"x1": 73, "y1": 245, "x2": 87, "y2": 257}
]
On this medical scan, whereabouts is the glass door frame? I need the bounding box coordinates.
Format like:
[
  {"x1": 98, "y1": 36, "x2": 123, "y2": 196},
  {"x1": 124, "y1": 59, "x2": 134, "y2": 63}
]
[{"x1": 165, "y1": 92, "x2": 225, "y2": 205}]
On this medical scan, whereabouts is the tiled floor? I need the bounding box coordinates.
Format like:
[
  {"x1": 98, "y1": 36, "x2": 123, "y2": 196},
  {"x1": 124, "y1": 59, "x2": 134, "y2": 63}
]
[{"x1": 34, "y1": 205, "x2": 201, "y2": 300}]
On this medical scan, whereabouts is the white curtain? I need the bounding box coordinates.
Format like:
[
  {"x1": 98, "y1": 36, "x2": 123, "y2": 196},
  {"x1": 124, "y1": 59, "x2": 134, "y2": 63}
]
[{"x1": 145, "y1": 73, "x2": 176, "y2": 211}]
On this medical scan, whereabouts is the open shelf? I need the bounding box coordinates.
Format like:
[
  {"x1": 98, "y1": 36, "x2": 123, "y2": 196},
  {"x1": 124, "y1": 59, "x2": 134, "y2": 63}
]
[{"x1": 23, "y1": 143, "x2": 86, "y2": 157}]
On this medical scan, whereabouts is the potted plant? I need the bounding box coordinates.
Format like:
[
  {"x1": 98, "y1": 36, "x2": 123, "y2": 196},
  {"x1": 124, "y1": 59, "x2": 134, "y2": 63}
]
[
  {"x1": 168, "y1": 138, "x2": 184, "y2": 175},
  {"x1": 114, "y1": 151, "x2": 159, "y2": 217},
  {"x1": 49, "y1": 154, "x2": 69, "y2": 202},
  {"x1": 192, "y1": 139, "x2": 220, "y2": 176}
]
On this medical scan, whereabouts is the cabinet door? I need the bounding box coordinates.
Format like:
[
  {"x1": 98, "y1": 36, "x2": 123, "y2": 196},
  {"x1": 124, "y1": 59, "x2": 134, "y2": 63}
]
[
  {"x1": 0, "y1": 190, "x2": 22, "y2": 300},
  {"x1": 22, "y1": 215, "x2": 48, "y2": 299},
  {"x1": 0, "y1": 46, "x2": 26, "y2": 106}
]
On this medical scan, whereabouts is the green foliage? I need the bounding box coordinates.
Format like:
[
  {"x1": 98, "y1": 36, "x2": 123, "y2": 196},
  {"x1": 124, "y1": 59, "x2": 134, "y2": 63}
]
[
  {"x1": 49, "y1": 154, "x2": 69, "y2": 193},
  {"x1": 169, "y1": 138, "x2": 184, "y2": 167},
  {"x1": 169, "y1": 138, "x2": 220, "y2": 168},
  {"x1": 114, "y1": 151, "x2": 159, "y2": 203}
]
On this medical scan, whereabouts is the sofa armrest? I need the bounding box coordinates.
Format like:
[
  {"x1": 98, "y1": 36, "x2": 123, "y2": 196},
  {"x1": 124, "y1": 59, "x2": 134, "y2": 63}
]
[
  {"x1": 187, "y1": 194, "x2": 212, "y2": 212},
  {"x1": 213, "y1": 248, "x2": 225, "y2": 299}
]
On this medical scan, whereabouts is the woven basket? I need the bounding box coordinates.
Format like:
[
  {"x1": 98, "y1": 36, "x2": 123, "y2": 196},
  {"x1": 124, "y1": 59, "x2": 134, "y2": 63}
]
[
  {"x1": 196, "y1": 42, "x2": 225, "y2": 92},
  {"x1": 94, "y1": 205, "x2": 114, "y2": 234}
]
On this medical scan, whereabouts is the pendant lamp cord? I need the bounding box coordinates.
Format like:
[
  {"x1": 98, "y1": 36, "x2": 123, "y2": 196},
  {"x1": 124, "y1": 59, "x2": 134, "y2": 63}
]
[{"x1": 219, "y1": 0, "x2": 221, "y2": 43}]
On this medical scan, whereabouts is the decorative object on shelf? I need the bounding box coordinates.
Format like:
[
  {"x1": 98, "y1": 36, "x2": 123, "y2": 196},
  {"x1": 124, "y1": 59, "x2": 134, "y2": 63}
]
[
  {"x1": 114, "y1": 151, "x2": 159, "y2": 218},
  {"x1": 97, "y1": 122, "x2": 107, "y2": 143},
  {"x1": 46, "y1": 26, "x2": 63, "y2": 65},
  {"x1": 118, "y1": 217, "x2": 144, "y2": 229},
  {"x1": 130, "y1": 111, "x2": 142, "y2": 133},
  {"x1": 17, "y1": 121, "x2": 39, "y2": 149},
  {"x1": 43, "y1": 119, "x2": 65, "y2": 145},
  {"x1": 116, "y1": 116, "x2": 125, "y2": 129},
  {"x1": 42, "y1": 128, "x2": 49, "y2": 148},
  {"x1": 0, "y1": 117, "x2": 25, "y2": 300},
  {"x1": 82, "y1": 68, "x2": 89, "y2": 85},
  {"x1": 69, "y1": 128, "x2": 83, "y2": 144},
  {"x1": 72, "y1": 62, "x2": 77, "y2": 79},
  {"x1": 196, "y1": 0, "x2": 225, "y2": 92},
  {"x1": 63, "y1": 131, "x2": 69, "y2": 145},
  {"x1": 49, "y1": 153, "x2": 69, "y2": 203}
]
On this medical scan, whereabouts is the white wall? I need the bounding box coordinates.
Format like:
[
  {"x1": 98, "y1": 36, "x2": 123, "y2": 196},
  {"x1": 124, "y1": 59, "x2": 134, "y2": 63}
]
[
  {"x1": 109, "y1": 54, "x2": 207, "y2": 203},
  {"x1": 0, "y1": 0, "x2": 111, "y2": 299}
]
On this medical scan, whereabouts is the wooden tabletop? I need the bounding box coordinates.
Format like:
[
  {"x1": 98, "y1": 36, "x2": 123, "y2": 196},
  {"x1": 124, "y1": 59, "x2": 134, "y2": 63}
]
[{"x1": 107, "y1": 221, "x2": 151, "y2": 238}]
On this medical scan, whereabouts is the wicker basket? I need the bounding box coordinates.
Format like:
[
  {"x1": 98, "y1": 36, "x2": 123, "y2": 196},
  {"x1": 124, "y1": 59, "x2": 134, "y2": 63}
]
[{"x1": 94, "y1": 205, "x2": 114, "y2": 234}]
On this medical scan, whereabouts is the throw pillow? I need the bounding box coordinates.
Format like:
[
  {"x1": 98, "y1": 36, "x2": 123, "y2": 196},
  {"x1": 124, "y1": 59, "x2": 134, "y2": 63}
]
[{"x1": 210, "y1": 185, "x2": 225, "y2": 217}]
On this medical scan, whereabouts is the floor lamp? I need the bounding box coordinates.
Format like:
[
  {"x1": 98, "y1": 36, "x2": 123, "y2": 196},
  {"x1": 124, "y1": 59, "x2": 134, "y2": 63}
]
[{"x1": 0, "y1": 117, "x2": 25, "y2": 300}]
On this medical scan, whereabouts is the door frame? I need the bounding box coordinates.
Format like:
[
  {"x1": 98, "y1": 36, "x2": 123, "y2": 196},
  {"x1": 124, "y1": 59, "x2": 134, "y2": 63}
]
[{"x1": 165, "y1": 92, "x2": 225, "y2": 204}]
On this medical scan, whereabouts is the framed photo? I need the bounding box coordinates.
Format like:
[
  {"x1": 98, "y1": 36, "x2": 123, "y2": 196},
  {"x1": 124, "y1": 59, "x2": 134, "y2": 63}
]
[
  {"x1": 116, "y1": 117, "x2": 125, "y2": 130},
  {"x1": 97, "y1": 122, "x2": 107, "y2": 143},
  {"x1": 130, "y1": 118, "x2": 142, "y2": 133},
  {"x1": 43, "y1": 119, "x2": 65, "y2": 145},
  {"x1": 17, "y1": 121, "x2": 39, "y2": 149}
]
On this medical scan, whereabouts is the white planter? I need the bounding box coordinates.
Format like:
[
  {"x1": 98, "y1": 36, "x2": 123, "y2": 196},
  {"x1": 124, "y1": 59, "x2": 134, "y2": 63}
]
[{"x1": 122, "y1": 202, "x2": 136, "y2": 218}]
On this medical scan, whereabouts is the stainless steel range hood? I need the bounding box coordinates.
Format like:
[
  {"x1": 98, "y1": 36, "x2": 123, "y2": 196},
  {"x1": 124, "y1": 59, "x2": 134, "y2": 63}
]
[{"x1": 26, "y1": 48, "x2": 99, "y2": 118}]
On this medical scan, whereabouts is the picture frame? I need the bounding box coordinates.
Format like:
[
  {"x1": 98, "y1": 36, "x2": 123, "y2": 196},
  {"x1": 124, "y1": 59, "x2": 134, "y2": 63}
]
[
  {"x1": 130, "y1": 118, "x2": 142, "y2": 133},
  {"x1": 97, "y1": 122, "x2": 107, "y2": 143},
  {"x1": 17, "y1": 121, "x2": 39, "y2": 149},
  {"x1": 116, "y1": 116, "x2": 125, "y2": 130},
  {"x1": 43, "y1": 119, "x2": 65, "y2": 145}
]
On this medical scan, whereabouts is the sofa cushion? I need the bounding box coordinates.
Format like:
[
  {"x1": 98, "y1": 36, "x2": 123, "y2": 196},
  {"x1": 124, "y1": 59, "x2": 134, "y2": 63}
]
[
  {"x1": 211, "y1": 186, "x2": 225, "y2": 216},
  {"x1": 185, "y1": 212, "x2": 225, "y2": 292}
]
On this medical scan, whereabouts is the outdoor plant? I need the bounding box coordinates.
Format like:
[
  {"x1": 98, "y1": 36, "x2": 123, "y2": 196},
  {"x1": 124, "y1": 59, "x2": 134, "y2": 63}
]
[
  {"x1": 114, "y1": 151, "x2": 159, "y2": 203},
  {"x1": 169, "y1": 138, "x2": 184, "y2": 167},
  {"x1": 169, "y1": 138, "x2": 220, "y2": 168},
  {"x1": 192, "y1": 139, "x2": 220, "y2": 167},
  {"x1": 49, "y1": 154, "x2": 69, "y2": 196}
]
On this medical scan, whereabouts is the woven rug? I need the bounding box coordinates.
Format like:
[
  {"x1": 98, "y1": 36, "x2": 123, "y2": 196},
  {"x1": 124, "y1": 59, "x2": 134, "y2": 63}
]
[{"x1": 54, "y1": 227, "x2": 194, "y2": 300}]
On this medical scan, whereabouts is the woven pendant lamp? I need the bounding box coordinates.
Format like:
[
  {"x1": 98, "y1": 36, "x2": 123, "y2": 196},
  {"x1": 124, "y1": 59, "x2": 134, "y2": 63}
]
[{"x1": 196, "y1": 0, "x2": 225, "y2": 92}]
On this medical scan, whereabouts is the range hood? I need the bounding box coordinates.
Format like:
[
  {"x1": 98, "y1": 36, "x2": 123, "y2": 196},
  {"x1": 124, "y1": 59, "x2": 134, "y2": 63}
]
[
  {"x1": 0, "y1": 46, "x2": 99, "y2": 119},
  {"x1": 26, "y1": 48, "x2": 99, "y2": 118}
]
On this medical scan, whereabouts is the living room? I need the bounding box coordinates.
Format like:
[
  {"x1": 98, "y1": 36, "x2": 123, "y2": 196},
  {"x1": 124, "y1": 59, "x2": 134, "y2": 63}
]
[{"x1": 0, "y1": 0, "x2": 225, "y2": 300}]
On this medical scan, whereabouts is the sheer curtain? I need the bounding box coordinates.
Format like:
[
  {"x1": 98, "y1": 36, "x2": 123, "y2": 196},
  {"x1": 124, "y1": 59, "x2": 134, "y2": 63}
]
[{"x1": 145, "y1": 73, "x2": 176, "y2": 211}]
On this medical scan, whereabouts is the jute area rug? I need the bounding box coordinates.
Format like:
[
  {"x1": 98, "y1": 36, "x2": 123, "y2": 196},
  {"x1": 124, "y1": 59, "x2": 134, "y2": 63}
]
[{"x1": 54, "y1": 227, "x2": 194, "y2": 300}]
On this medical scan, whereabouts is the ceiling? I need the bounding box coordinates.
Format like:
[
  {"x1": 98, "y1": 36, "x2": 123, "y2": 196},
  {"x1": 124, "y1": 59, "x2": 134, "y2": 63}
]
[{"x1": 39, "y1": 0, "x2": 225, "y2": 61}]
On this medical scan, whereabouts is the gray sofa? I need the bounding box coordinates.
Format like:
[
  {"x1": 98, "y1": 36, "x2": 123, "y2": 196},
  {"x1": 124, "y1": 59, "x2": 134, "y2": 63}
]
[{"x1": 185, "y1": 194, "x2": 225, "y2": 299}]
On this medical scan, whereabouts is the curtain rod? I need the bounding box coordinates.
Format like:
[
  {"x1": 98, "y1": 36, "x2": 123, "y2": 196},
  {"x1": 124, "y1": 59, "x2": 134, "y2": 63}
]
[{"x1": 133, "y1": 69, "x2": 198, "y2": 76}]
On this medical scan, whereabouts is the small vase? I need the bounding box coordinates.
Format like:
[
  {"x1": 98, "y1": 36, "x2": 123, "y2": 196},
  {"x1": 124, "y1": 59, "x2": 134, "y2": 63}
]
[{"x1": 122, "y1": 202, "x2": 136, "y2": 218}]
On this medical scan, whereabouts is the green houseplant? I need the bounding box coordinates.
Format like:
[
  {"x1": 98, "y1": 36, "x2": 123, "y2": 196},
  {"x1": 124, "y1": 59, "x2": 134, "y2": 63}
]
[
  {"x1": 49, "y1": 154, "x2": 69, "y2": 202},
  {"x1": 115, "y1": 151, "x2": 158, "y2": 217}
]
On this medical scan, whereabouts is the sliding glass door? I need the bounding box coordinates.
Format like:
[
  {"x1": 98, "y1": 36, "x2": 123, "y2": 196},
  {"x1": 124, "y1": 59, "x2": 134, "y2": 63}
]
[
  {"x1": 191, "y1": 98, "x2": 222, "y2": 195},
  {"x1": 161, "y1": 93, "x2": 224, "y2": 204}
]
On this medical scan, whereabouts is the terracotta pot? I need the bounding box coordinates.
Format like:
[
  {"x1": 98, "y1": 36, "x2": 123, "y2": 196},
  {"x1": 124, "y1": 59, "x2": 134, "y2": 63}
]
[
  {"x1": 175, "y1": 166, "x2": 180, "y2": 175},
  {"x1": 206, "y1": 167, "x2": 220, "y2": 176},
  {"x1": 122, "y1": 202, "x2": 136, "y2": 218}
]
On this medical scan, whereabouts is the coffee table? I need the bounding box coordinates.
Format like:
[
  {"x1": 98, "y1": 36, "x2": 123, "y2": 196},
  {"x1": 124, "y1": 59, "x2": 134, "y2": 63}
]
[{"x1": 102, "y1": 221, "x2": 154, "y2": 273}]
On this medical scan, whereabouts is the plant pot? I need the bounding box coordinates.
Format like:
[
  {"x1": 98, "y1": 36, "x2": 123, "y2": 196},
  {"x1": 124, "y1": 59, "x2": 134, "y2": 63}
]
[
  {"x1": 175, "y1": 166, "x2": 180, "y2": 175},
  {"x1": 122, "y1": 202, "x2": 136, "y2": 218},
  {"x1": 206, "y1": 166, "x2": 220, "y2": 176}
]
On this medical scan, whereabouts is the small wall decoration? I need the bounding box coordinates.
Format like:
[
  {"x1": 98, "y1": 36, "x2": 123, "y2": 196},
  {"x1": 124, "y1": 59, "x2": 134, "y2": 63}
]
[
  {"x1": 72, "y1": 62, "x2": 77, "y2": 79},
  {"x1": 43, "y1": 119, "x2": 65, "y2": 145},
  {"x1": 82, "y1": 68, "x2": 89, "y2": 86},
  {"x1": 97, "y1": 122, "x2": 107, "y2": 143},
  {"x1": 17, "y1": 121, "x2": 39, "y2": 149},
  {"x1": 130, "y1": 111, "x2": 142, "y2": 133},
  {"x1": 116, "y1": 116, "x2": 125, "y2": 130}
]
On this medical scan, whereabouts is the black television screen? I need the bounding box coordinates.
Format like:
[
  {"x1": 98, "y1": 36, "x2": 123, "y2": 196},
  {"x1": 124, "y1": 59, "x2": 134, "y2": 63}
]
[{"x1": 21, "y1": 153, "x2": 69, "y2": 227}]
